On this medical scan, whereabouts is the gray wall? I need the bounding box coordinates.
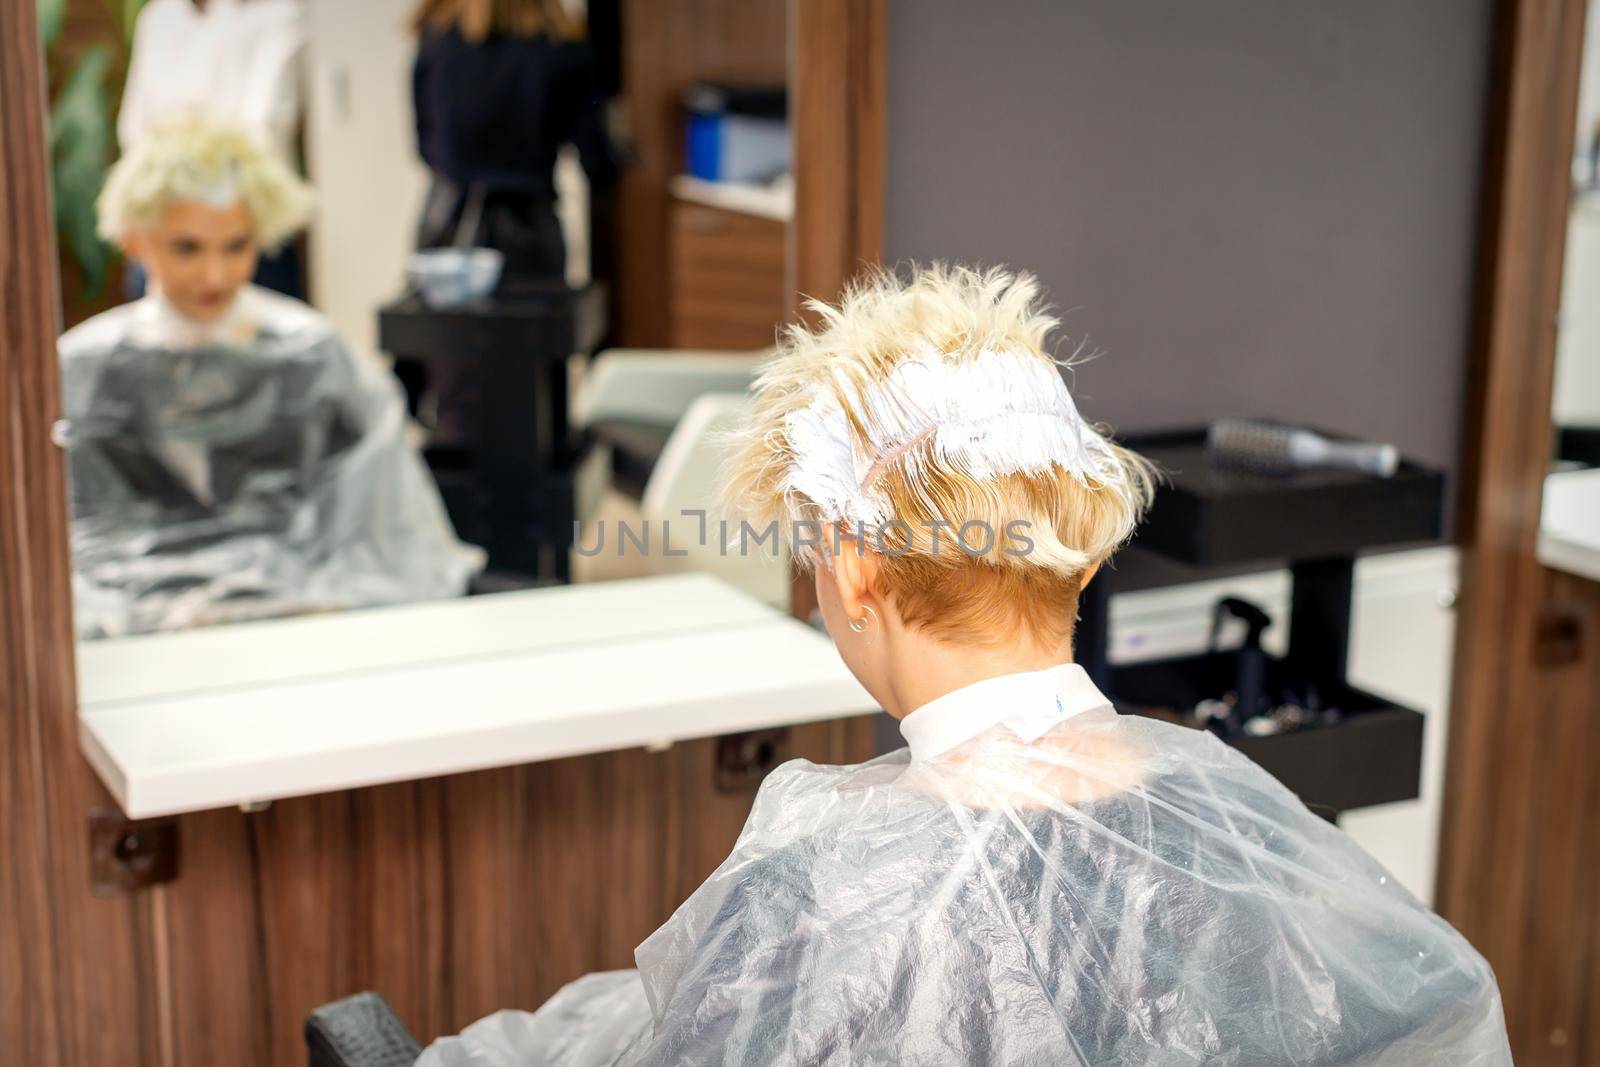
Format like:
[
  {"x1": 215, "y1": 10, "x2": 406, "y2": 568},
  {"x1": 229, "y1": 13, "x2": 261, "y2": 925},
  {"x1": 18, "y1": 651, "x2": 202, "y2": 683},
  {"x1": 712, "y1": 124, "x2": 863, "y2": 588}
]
[{"x1": 886, "y1": 0, "x2": 1493, "y2": 539}]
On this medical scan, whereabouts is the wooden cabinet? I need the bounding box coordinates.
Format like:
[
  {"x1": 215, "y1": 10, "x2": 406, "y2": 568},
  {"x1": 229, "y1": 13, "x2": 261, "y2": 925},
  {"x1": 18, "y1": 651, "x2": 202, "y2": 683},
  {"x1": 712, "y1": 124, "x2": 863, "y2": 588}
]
[
  {"x1": 5, "y1": 711, "x2": 876, "y2": 1067},
  {"x1": 667, "y1": 201, "x2": 786, "y2": 350}
]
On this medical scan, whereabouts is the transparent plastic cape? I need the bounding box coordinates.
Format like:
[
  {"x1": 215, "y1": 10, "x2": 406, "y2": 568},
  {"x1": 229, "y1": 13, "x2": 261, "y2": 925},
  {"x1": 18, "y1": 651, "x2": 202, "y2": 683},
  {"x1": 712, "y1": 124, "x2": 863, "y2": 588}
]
[
  {"x1": 58, "y1": 286, "x2": 483, "y2": 638},
  {"x1": 419, "y1": 665, "x2": 1509, "y2": 1066}
]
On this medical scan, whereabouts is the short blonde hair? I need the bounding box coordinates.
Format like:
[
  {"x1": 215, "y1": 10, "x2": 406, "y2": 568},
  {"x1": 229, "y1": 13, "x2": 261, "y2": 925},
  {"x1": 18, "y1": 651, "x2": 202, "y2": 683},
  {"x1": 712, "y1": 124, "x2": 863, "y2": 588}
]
[
  {"x1": 726, "y1": 264, "x2": 1156, "y2": 647},
  {"x1": 97, "y1": 118, "x2": 314, "y2": 252}
]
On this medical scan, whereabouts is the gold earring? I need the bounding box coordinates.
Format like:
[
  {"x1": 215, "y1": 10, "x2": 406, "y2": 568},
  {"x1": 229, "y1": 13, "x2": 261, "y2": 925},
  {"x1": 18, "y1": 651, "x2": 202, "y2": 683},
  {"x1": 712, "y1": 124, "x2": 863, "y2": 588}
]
[{"x1": 848, "y1": 605, "x2": 878, "y2": 634}]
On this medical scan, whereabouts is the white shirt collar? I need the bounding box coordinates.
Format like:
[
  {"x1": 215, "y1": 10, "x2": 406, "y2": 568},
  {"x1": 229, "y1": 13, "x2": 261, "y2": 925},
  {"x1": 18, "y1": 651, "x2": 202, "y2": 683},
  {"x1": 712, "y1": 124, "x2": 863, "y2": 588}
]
[
  {"x1": 898, "y1": 663, "x2": 1113, "y2": 763},
  {"x1": 128, "y1": 286, "x2": 263, "y2": 349}
]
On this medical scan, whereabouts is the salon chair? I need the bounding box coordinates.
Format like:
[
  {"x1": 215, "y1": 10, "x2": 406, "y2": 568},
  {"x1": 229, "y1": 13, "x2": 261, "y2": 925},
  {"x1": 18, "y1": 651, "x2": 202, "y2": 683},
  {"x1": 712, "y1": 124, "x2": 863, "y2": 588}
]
[
  {"x1": 305, "y1": 993, "x2": 420, "y2": 1067},
  {"x1": 636, "y1": 391, "x2": 789, "y2": 607},
  {"x1": 575, "y1": 347, "x2": 768, "y2": 496}
]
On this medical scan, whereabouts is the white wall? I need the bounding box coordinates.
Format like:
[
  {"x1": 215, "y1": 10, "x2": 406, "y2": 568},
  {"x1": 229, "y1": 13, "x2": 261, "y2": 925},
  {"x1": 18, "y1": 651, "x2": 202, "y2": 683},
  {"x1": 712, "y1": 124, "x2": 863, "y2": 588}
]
[
  {"x1": 1555, "y1": 0, "x2": 1600, "y2": 428},
  {"x1": 1339, "y1": 549, "x2": 1459, "y2": 906},
  {"x1": 1555, "y1": 202, "x2": 1600, "y2": 428},
  {"x1": 303, "y1": 0, "x2": 430, "y2": 360},
  {"x1": 1574, "y1": 0, "x2": 1600, "y2": 173}
]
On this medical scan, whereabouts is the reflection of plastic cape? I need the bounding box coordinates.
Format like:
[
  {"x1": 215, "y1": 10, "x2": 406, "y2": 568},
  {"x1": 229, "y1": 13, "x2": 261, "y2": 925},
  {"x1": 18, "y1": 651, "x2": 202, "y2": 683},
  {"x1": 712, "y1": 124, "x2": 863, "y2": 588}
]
[
  {"x1": 58, "y1": 286, "x2": 483, "y2": 639},
  {"x1": 420, "y1": 665, "x2": 1510, "y2": 1066}
]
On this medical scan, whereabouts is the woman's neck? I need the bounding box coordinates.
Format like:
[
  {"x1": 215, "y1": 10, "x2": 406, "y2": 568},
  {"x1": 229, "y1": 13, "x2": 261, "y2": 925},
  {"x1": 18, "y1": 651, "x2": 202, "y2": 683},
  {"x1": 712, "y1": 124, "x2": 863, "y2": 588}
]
[
  {"x1": 878, "y1": 627, "x2": 1074, "y2": 720},
  {"x1": 135, "y1": 285, "x2": 253, "y2": 348}
]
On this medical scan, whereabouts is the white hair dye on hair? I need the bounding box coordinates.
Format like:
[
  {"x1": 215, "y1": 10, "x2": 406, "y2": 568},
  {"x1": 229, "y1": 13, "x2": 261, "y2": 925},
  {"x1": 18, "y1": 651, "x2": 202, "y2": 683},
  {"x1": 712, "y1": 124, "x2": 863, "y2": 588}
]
[
  {"x1": 723, "y1": 264, "x2": 1157, "y2": 578},
  {"x1": 783, "y1": 346, "x2": 1127, "y2": 530}
]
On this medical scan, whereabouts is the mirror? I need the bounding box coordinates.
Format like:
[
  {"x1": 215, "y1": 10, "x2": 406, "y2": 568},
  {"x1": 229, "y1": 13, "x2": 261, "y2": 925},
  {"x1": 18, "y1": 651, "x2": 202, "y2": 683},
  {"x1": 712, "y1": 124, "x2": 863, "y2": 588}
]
[
  {"x1": 1555, "y1": 1, "x2": 1600, "y2": 471},
  {"x1": 42, "y1": 0, "x2": 792, "y2": 645},
  {"x1": 1545, "y1": 0, "x2": 1600, "y2": 581}
]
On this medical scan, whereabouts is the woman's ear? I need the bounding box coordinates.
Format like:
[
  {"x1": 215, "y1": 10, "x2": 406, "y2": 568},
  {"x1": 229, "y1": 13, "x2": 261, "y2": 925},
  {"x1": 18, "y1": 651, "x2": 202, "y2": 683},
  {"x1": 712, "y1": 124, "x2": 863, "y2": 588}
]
[
  {"x1": 828, "y1": 522, "x2": 880, "y2": 621},
  {"x1": 1079, "y1": 560, "x2": 1103, "y2": 590}
]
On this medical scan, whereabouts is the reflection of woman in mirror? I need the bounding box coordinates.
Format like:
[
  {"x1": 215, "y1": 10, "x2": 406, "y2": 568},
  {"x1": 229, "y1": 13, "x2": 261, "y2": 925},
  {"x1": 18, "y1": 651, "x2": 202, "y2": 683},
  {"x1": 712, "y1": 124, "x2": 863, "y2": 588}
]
[
  {"x1": 410, "y1": 0, "x2": 618, "y2": 282},
  {"x1": 119, "y1": 0, "x2": 308, "y2": 299},
  {"x1": 418, "y1": 267, "x2": 1509, "y2": 1066},
  {"x1": 58, "y1": 118, "x2": 482, "y2": 639}
]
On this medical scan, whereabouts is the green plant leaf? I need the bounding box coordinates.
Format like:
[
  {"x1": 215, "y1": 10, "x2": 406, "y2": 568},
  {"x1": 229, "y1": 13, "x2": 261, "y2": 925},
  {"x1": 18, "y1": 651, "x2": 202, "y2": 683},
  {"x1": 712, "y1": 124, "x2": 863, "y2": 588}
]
[
  {"x1": 121, "y1": 0, "x2": 147, "y2": 42},
  {"x1": 37, "y1": 0, "x2": 65, "y2": 50},
  {"x1": 100, "y1": 0, "x2": 145, "y2": 42},
  {"x1": 50, "y1": 44, "x2": 116, "y2": 296}
]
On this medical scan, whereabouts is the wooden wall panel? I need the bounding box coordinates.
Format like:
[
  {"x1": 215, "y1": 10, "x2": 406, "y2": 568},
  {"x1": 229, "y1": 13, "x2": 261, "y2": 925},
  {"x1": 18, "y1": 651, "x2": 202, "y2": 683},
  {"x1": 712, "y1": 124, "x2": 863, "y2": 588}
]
[
  {"x1": 1436, "y1": 0, "x2": 1598, "y2": 1062},
  {"x1": 790, "y1": 0, "x2": 886, "y2": 310},
  {"x1": 595, "y1": 747, "x2": 679, "y2": 969},
  {"x1": 1, "y1": 4, "x2": 155, "y2": 1065},
  {"x1": 514, "y1": 759, "x2": 607, "y2": 1006},
  {"x1": 1519, "y1": 570, "x2": 1600, "y2": 1062},
  {"x1": 162, "y1": 811, "x2": 273, "y2": 1063},
  {"x1": 359, "y1": 779, "x2": 452, "y2": 1039},
  {"x1": 1585, "y1": 778, "x2": 1600, "y2": 1067},
  {"x1": 1439, "y1": 566, "x2": 1600, "y2": 1064},
  {"x1": 787, "y1": 0, "x2": 887, "y2": 622},
  {"x1": 16, "y1": 725, "x2": 871, "y2": 1067},
  {"x1": 249, "y1": 792, "x2": 365, "y2": 1059}
]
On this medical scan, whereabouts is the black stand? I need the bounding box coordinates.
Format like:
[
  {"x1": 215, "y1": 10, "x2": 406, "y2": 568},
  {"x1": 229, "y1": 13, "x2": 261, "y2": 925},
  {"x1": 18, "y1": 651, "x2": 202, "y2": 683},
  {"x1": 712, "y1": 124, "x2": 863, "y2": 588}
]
[
  {"x1": 1286, "y1": 556, "x2": 1355, "y2": 687},
  {"x1": 378, "y1": 282, "x2": 607, "y2": 582}
]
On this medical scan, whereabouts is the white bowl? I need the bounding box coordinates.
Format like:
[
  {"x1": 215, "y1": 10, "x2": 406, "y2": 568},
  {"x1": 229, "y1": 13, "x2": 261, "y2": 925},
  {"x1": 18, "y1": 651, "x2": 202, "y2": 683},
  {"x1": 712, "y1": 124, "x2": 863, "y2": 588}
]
[{"x1": 407, "y1": 248, "x2": 505, "y2": 307}]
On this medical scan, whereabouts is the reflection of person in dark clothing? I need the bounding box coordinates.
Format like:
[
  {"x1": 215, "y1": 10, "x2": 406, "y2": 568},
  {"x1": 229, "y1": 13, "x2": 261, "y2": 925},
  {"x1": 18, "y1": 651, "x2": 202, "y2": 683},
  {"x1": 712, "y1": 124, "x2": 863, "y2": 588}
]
[{"x1": 410, "y1": 0, "x2": 619, "y2": 281}]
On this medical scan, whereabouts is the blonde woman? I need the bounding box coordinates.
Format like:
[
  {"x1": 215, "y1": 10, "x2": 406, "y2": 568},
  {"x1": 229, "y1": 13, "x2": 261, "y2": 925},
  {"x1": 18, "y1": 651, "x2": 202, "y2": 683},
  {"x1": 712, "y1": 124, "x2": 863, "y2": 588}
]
[
  {"x1": 118, "y1": 0, "x2": 308, "y2": 298},
  {"x1": 59, "y1": 118, "x2": 480, "y2": 637},
  {"x1": 421, "y1": 267, "x2": 1508, "y2": 1065}
]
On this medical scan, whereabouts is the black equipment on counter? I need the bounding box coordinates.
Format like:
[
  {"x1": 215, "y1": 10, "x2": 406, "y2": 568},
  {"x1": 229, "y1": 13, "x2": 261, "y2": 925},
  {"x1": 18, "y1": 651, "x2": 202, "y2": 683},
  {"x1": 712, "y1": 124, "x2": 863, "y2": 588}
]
[
  {"x1": 1077, "y1": 427, "x2": 1444, "y2": 820},
  {"x1": 1202, "y1": 596, "x2": 1272, "y2": 735}
]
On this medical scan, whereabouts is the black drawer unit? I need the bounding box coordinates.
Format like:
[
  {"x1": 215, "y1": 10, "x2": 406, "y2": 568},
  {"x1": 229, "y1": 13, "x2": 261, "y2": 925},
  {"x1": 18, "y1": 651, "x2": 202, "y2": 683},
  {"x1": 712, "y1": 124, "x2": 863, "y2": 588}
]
[{"x1": 1109, "y1": 652, "x2": 1425, "y2": 818}]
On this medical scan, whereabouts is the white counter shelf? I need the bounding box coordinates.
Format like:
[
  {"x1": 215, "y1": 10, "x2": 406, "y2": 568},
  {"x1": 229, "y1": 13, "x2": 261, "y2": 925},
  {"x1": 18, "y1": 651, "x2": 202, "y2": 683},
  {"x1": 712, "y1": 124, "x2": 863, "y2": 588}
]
[
  {"x1": 1539, "y1": 468, "x2": 1600, "y2": 583},
  {"x1": 78, "y1": 574, "x2": 876, "y2": 818}
]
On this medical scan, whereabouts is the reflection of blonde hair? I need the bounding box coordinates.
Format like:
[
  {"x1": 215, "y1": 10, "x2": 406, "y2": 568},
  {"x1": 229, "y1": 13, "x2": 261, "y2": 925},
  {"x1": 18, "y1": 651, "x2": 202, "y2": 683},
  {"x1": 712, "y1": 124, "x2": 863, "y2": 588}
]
[
  {"x1": 410, "y1": 0, "x2": 585, "y2": 43},
  {"x1": 97, "y1": 118, "x2": 314, "y2": 252},
  {"x1": 726, "y1": 265, "x2": 1156, "y2": 647}
]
